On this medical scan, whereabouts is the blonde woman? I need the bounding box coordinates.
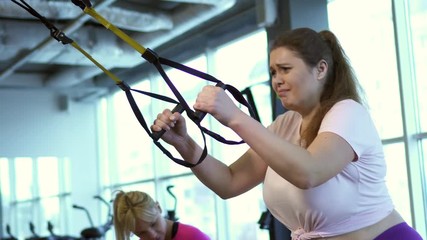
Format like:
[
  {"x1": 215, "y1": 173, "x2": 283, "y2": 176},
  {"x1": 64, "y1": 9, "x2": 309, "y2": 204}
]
[{"x1": 113, "y1": 190, "x2": 210, "y2": 240}]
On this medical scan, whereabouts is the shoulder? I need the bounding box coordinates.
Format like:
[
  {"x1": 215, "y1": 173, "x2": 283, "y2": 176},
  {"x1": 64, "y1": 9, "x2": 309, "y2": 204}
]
[
  {"x1": 321, "y1": 99, "x2": 370, "y2": 128},
  {"x1": 175, "y1": 222, "x2": 210, "y2": 240},
  {"x1": 328, "y1": 99, "x2": 367, "y2": 116},
  {"x1": 320, "y1": 99, "x2": 381, "y2": 156},
  {"x1": 177, "y1": 222, "x2": 203, "y2": 232}
]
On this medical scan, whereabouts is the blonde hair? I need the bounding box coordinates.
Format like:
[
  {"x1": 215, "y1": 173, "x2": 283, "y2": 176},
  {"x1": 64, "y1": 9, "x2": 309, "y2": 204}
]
[{"x1": 113, "y1": 190, "x2": 159, "y2": 240}]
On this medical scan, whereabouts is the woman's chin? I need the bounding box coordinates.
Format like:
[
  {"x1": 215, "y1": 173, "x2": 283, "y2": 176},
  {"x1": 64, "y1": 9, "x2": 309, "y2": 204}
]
[{"x1": 282, "y1": 100, "x2": 293, "y2": 109}]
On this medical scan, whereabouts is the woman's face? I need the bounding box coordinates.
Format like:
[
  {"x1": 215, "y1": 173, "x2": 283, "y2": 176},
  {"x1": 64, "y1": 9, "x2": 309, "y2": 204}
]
[
  {"x1": 132, "y1": 206, "x2": 167, "y2": 240},
  {"x1": 270, "y1": 47, "x2": 324, "y2": 114}
]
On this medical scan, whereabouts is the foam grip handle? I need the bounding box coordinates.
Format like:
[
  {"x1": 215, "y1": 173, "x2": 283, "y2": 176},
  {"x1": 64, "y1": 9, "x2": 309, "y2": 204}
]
[
  {"x1": 193, "y1": 82, "x2": 226, "y2": 121},
  {"x1": 152, "y1": 104, "x2": 185, "y2": 142}
]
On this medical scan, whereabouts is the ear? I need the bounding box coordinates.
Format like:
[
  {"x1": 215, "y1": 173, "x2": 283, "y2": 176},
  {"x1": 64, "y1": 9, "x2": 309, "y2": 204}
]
[{"x1": 316, "y1": 59, "x2": 328, "y2": 80}]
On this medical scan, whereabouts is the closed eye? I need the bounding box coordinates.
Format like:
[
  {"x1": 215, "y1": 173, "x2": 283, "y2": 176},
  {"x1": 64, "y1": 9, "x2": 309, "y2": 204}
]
[
  {"x1": 279, "y1": 66, "x2": 291, "y2": 73},
  {"x1": 270, "y1": 65, "x2": 291, "y2": 78}
]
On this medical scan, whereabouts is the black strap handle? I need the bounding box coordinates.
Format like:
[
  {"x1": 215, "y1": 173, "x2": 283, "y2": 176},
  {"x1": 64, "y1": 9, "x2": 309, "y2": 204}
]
[
  {"x1": 151, "y1": 103, "x2": 185, "y2": 141},
  {"x1": 151, "y1": 82, "x2": 226, "y2": 142}
]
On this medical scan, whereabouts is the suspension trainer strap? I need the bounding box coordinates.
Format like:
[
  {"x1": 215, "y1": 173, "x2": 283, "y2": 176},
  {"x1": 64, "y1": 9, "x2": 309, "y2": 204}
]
[
  {"x1": 12, "y1": 0, "x2": 208, "y2": 167},
  {"x1": 13, "y1": 0, "x2": 258, "y2": 167},
  {"x1": 155, "y1": 54, "x2": 257, "y2": 144},
  {"x1": 117, "y1": 82, "x2": 208, "y2": 167},
  {"x1": 72, "y1": 2, "x2": 258, "y2": 142}
]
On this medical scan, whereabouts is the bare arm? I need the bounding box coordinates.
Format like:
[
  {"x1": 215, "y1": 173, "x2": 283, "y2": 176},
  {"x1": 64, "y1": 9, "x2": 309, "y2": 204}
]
[
  {"x1": 151, "y1": 109, "x2": 267, "y2": 199},
  {"x1": 228, "y1": 111, "x2": 354, "y2": 189},
  {"x1": 180, "y1": 138, "x2": 267, "y2": 199},
  {"x1": 194, "y1": 85, "x2": 355, "y2": 189}
]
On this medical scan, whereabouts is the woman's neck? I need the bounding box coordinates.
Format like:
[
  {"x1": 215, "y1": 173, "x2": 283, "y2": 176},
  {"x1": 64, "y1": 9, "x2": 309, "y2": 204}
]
[{"x1": 299, "y1": 104, "x2": 320, "y2": 135}]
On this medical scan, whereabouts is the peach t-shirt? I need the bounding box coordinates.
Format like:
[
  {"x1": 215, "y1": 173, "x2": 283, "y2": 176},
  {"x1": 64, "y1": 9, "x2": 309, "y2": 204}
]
[{"x1": 263, "y1": 100, "x2": 394, "y2": 240}]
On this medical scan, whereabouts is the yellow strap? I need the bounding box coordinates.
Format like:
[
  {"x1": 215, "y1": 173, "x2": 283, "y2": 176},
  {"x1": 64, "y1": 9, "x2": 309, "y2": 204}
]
[
  {"x1": 83, "y1": 7, "x2": 147, "y2": 55},
  {"x1": 71, "y1": 41, "x2": 122, "y2": 84}
]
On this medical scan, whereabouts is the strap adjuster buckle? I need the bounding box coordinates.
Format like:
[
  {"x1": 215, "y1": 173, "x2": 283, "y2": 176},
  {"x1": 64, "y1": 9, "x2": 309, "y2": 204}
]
[{"x1": 50, "y1": 27, "x2": 73, "y2": 45}]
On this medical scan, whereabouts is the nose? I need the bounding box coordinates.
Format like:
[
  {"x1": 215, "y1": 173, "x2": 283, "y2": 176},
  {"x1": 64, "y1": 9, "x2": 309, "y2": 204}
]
[
  {"x1": 271, "y1": 71, "x2": 282, "y2": 81},
  {"x1": 274, "y1": 75, "x2": 284, "y2": 87}
]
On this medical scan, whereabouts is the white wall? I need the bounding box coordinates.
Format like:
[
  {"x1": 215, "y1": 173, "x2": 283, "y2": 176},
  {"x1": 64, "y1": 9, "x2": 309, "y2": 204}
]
[{"x1": 0, "y1": 89, "x2": 102, "y2": 235}]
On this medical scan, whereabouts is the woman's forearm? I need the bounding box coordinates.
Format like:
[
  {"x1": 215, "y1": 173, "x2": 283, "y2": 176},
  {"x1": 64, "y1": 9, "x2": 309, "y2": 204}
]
[{"x1": 175, "y1": 136, "x2": 247, "y2": 199}]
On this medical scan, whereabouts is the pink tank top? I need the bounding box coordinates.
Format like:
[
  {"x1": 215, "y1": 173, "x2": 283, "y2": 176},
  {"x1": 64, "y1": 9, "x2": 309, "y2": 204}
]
[{"x1": 173, "y1": 222, "x2": 210, "y2": 240}]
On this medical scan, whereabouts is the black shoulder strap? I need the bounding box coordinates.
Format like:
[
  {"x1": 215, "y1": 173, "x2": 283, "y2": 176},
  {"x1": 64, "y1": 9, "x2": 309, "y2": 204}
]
[{"x1": 171, "y1": 222, "x2": 179, "y2": 238}]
